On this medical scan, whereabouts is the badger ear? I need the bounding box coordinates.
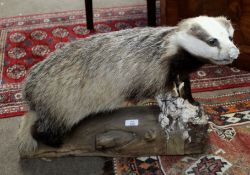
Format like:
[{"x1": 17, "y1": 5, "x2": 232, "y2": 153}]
[
  {"x1": 190, "y1": 24, "x2": 200, "y2": 32},
  {"x1": 216, "y1": 16, "x2": 233, "y2": 29},
  {"x1": 216, "y1": 16, "x2": 229, "y2": 21}
]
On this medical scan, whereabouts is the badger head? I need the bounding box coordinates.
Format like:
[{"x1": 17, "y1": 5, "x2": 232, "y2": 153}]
[{"x1": 175, "y1": 16, "x2": 240, "y2": 65}]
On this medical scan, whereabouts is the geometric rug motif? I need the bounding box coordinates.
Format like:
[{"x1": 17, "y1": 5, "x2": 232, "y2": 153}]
[
  {"x1": 220, "y1": 111, "x2": 250, "y2": 125},
  {"x1": 113, "y1": 156, "x2": 164, "y2": 175},
  {"x1": 185, "y1": 155, "x2": 232, "y2": 175},
  {"x1": 192, "y1": 90, "x2": 250, "y2": 126},
  {"x1": 209, "y1": 110, "x2": 250, "y2": 126},
  {"x1": 139, "y1": 91, "x2": 250, "y2": 126},
  {"x1": 156, "y1": 122, "x2": 250, "y2": 175},
  {"x1": 114, "y1": 89, "x2": 250, "y2": 175},
  {"x1": 213, "y1": 127, "x2": 236, "y2": 141}
]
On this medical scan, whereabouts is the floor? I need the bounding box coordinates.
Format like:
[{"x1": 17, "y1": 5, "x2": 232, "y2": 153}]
[
  {"x1": 0, "y1": 117, "x2": 108, "y2": 175},
  {"x1": 0, "y1": 1, "x2": 144, "y2": 175}
]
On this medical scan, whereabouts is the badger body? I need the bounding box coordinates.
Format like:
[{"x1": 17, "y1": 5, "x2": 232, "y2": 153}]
[{"x1": 18, "y1": 16, "x2": 239, "y2": 154}]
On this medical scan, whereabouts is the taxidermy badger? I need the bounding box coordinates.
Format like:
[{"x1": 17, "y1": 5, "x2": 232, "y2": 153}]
[{"x1": 17, "y1": 16, "x2": 239, "y2": 154}]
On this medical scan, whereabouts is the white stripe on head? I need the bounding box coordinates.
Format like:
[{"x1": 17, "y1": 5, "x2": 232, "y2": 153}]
[{"x1": 176, "y1": 16, "x2": 239, "y2": 65}]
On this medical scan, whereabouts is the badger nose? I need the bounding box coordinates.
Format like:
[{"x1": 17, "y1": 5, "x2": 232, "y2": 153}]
[{"x1": 229, "y1": 47, "x2": 240, "y2": 60}]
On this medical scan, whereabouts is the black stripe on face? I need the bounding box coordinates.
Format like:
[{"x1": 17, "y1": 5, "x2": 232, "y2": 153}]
[
  {"x1": 189, "y1": 24, "x2": 210, "y2": 41},
  {"x1": 188, "y1": 24, "x2": 221, "y2": 48}
]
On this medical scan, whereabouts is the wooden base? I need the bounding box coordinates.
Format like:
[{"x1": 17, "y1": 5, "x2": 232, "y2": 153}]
[{"x1": 21, "y1": 106, "x2": 208, "y2": 159}]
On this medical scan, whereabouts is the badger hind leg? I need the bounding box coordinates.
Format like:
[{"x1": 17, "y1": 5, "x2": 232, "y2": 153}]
[
  {"x1": 17, "y1": 111, "x2": 38, "y2": 155},
  {"x1": 32, "y1": 117, "x2": 68, "y2": 148}
]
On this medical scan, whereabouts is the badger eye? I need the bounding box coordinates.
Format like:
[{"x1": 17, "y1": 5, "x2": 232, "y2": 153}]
[
  {"x1": 229, "y1": 36, "x2": 233, "y2": 41},
  {"x1": 207, "y1": 38, "x2": 218, "y2": 47}
]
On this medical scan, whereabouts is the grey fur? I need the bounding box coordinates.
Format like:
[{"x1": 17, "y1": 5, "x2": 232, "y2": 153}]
[
  {"x1": 17, "y1": 16, "x2": 237, "y2": 153},
  {"x1": 25, "y1": 27, "x2": 176, "y2": 121},
  {"x1": 22, "y1": 27, "x2": 176, "y2": 145}
]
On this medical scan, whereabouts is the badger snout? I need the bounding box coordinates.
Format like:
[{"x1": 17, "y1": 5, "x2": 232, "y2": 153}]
[{"x1": 229, "y1": 47, "x2": 240, "y2": 60}]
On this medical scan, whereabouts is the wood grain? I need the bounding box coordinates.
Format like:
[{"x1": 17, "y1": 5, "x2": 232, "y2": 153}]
[{"x1": 21, "y1": 106, "x2": 208, "y2": 159}]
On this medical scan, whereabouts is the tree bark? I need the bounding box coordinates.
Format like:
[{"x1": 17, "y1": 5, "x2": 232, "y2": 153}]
[{"x1": 21, "y1": 105, "x2": 208, "y2": 159}]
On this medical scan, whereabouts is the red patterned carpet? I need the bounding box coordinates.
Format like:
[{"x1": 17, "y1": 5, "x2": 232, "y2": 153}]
[{"x1": 1, "y1": 5, "x2": 250, "y2": 175}]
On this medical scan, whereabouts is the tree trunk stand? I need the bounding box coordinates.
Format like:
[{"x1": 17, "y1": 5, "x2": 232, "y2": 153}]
[{"x1": 21, "y1": 105, "x2": 208, "y2": 159}]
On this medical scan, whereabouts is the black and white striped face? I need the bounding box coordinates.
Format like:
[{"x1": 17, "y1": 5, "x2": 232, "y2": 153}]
[{"x1": 176, "y1": 16, "x2": 240, "y2": 65}]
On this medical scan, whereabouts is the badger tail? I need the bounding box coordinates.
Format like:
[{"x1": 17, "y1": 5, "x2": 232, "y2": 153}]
[{"x1": 17, "y1": 111, "x2": 38, "y2": 156}]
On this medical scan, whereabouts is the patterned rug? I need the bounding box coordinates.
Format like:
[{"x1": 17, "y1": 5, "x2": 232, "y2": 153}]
[
  {"x1": 114, "y1": 90, "x2": 250, "y2": 175},
  {"x1": 1, "y1": 5, "x2": 250, "y2": 118}
]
